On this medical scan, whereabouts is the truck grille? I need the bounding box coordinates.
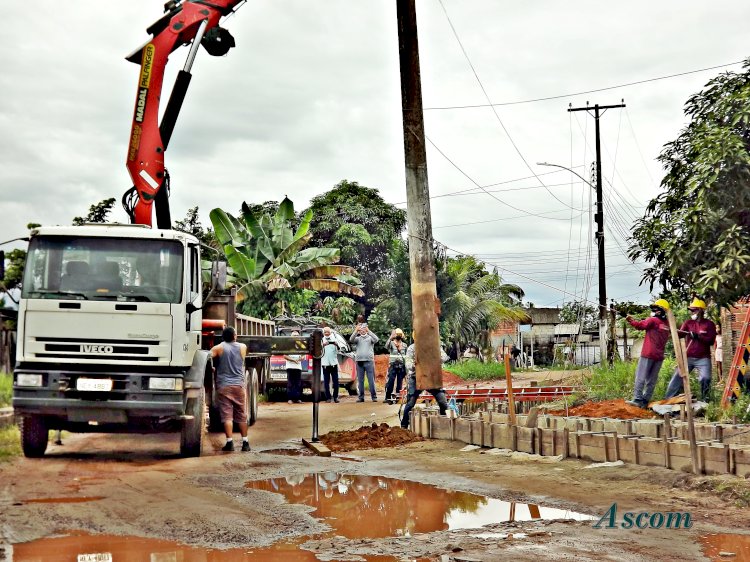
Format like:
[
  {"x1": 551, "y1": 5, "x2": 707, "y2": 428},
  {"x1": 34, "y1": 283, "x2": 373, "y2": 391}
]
[{"x1": 32, "y1": 337, "x2": 163, "y2": 362}]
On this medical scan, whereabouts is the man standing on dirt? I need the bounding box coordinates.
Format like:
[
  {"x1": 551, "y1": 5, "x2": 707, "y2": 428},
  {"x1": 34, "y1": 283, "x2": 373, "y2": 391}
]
[
  {"x1": 625, "y1": 299, "x2": 671, "y2": 409},
  {"x1": 384, "y1": 328, "x2": 407, "y2": 404},
  {"x1": 210, "y1": 326, "x2": 250, "y2": 452},
  {"x1": 350, "y1": 321, "x2": 379, "y2": 402},
  {"x1": 400, "y1": 333, "x2": 449, "y2": 430},
  {"x1": 321, "y1": 326, "x2": 340, "y2": 403},
  {"x1": 664, "y1": 298, "x2": 717, "y2": 401}
]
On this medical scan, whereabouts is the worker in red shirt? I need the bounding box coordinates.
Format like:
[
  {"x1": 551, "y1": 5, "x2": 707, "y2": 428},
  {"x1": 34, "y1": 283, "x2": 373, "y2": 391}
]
[
  {"x1": 664, "y1": 298, "x2": 717, "y2": 401},
  {"x1": 625, "y1": 299, "x2": 671, "y2": 408}
]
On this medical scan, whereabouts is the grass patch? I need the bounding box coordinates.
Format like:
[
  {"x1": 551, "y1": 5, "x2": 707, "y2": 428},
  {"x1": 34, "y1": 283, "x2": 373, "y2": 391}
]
[
  {"x1": 0, "y1": 424, "x2": 21, "y2": 461},
  {"x1": 581, "y1": 358, "x2": 678, "y2": 401},
  {"x1": 0, "y1": 372, "x2": 11, "y2": 408},
  {"x1": 444, "y1": 360, "x2": 505, "y2": 381}
]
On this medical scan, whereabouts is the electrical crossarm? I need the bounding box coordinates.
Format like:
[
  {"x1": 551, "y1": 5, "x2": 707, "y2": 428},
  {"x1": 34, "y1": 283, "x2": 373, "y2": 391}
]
[{"x1": 123, "y1": 0, "x2": 243, "y2": 228}]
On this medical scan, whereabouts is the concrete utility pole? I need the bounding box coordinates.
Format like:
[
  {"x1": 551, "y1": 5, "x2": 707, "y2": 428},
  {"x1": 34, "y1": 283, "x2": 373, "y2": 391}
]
[
  {"x1": 397, "y1": 0, "x2": 442, "y2": 389},
  {"x1": 568, "y1": 101, "x2": 625, "y2": 366}
]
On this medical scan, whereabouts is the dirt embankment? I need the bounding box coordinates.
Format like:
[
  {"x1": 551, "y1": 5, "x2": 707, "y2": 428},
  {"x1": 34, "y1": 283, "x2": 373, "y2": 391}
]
[
  {"x1": 373, "y1": 354, "x2": 465, "y2": 387},
  {"x1": 546, "y1": 398, "x2": 655, "y2": 420}
]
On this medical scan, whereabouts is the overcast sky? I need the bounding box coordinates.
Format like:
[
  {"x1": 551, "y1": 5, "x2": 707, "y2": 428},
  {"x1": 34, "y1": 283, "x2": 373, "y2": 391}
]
[{"x1": 2, "y1": 1, "x2": 749, "y2": 309}]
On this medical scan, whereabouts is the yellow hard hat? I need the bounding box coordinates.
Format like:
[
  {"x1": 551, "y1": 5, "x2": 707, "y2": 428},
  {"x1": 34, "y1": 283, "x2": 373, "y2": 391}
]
[
  {"x1": 652, "y1": 299, "x2": 670, "y2": 311},
  {"x1": 689, "y1": 298, "x2": 707, "y2": 310}
]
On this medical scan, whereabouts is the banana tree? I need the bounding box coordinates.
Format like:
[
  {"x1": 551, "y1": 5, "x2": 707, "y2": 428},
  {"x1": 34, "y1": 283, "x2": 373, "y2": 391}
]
[{"x1": 209, "y1": 197, "x2": 364, "y2": 301}]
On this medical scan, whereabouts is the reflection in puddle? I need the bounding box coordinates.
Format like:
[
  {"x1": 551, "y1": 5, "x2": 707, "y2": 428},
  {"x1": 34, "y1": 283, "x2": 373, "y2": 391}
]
[
  {"x1": 21, "y1": 496, "x2": 104, "y2": 504},
  {"x1": 12, "y1": 532, "x2": 399, "y2": 562},
  {"x1": 701, "y1": 533, "x2": 750, "y2": 561},
  {"x1": 247, "y1": 472, "x2": 593, "y2": 538}
]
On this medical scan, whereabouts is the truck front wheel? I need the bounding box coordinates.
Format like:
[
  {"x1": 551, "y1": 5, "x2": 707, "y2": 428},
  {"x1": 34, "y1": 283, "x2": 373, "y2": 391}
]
[
  {"x1": 21, "y1": 416, "x2": 48, "y2": 458},
  {"x1": 180, "y1": 388, "x2": 205, "y2": 457}
]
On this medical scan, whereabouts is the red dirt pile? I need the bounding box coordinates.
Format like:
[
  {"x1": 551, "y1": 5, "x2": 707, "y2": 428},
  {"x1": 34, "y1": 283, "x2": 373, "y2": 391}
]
[
  {"x1": 320, "y1": 422, "x2": 424, "y2": 452},
  {"x1": 547, "y1": 399, "x2": 655, "y2": 420}
]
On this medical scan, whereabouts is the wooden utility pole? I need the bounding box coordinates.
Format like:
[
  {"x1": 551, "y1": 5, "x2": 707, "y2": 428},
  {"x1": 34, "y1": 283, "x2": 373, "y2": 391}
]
[
  {"x1": 568, "y1": 102, "x2": 625, "y2": 366},
  {"x1": 504, "y1": 353, "x2": 517, "y2": 425},
  {"x1": 397, "y1": 0, "x2": 442, "y2": 389}
]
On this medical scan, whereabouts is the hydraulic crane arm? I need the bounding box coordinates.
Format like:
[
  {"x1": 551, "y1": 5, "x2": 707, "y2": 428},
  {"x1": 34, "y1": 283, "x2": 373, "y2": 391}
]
[{"x1": 123, "y1": 0, "x2": 243, "y2": 228}]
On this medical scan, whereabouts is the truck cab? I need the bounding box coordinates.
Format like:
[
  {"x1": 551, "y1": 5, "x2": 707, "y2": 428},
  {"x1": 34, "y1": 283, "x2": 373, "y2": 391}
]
[{"x1": 12, "y1": 224, "x2": 210, "y2": 457}]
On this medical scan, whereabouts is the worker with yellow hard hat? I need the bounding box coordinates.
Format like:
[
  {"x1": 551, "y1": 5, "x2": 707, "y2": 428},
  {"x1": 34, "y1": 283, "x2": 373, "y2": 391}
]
[
  {"x1": 625, "y1": 299, "x2": 671, "y2": 408},
  {"x1": 664, "y1": 297, "x2": 717, "y2": 401}
]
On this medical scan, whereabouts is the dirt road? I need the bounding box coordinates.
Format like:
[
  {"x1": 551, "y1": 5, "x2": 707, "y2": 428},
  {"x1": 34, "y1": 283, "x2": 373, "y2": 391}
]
[{"x1": 1, "y1": 396, "x2": 748, "y2": 561}]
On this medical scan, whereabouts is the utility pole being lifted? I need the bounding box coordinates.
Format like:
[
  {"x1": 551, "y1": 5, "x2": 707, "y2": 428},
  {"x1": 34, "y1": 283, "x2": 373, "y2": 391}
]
[
  {"x1": 568, "y1": 101, "x2": 625, "y2": 367},
  {"x1": 396, "y1": 0, "x2": 442, "y2": 389}
]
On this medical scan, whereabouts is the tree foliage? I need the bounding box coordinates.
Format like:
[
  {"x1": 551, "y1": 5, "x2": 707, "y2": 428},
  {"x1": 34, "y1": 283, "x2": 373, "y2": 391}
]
[
  {"x1": 559, "y1": 300, "x2": 598, "y2": 332},
  {"x1": 173, "y1": 206, "x2": 218, "y2": 248},
  {"x1": 72, "y1": 198, "x2": 116, "y2": 225},
  {"x1": 630, "y1": 59, "x2": 750, "y2": 305},
  {"x1": 210, "y1": 196, "x2": 364, "y2": 318},
  {"x1": 305, "y1": 180, "x2": 407, "y2": 309},
  {"x1": 439, "y1": 255, "x2": 527, "y2": 352}
]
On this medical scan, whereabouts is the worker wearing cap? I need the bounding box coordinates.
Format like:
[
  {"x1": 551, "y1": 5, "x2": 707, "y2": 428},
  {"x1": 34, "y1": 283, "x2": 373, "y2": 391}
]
[
  {"x1": 625, "y1": 299, "x2": 671, "y2": 408},
  {"x1": 664, "y1": 298, "x2": 717, "y2": 401},
  {"x1": 400, "y1": 332, "x2": 449, "y2": 430}
]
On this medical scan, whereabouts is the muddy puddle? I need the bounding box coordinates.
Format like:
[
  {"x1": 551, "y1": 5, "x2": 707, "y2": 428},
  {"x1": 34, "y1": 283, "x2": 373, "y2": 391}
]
[
  {"x1": 10, "y1": 532, "x2": 401, "y2": 562},
  {"x1": 12, "y1": 474, "x2": 592, "y2": 560},
  {"x1": 701, "y1": 533, "x2": 750, "y2": 561},
  {"x1": 247, "y1": 472, "x2": 594, "y2": 537}
]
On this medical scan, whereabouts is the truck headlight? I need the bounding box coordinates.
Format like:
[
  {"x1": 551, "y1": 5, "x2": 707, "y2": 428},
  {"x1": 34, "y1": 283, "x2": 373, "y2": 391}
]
[
  {"x1": 16, "y1": 374, "x2": 43, "y2": 387},
  {"x1": 149, "y1": 377, "x2": 183, "y2": 391}
]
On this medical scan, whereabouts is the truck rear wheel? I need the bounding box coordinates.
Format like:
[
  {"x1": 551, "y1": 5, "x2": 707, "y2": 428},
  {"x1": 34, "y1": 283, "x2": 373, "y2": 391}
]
[
  {"x1": 345, "y1": 381, "x2": 358, "y2": 396},
  {"x1": 180, "y1": 388, "x2": 205, "y2": 457},
  {"x1": 21, "y1": 416, "x2": 48, "y2": 458},
  {"x1": 246, "y1": 368, "x2": 259, "y2": 426}
]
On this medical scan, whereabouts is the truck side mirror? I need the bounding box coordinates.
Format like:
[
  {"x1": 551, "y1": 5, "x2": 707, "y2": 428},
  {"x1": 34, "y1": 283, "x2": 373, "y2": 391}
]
[
  {"x1": 211, "y1": 261, "x2": 227, "y2": 291},
  {"x1": 186, "y1": 302, "x2": 200, "y2": 315}
]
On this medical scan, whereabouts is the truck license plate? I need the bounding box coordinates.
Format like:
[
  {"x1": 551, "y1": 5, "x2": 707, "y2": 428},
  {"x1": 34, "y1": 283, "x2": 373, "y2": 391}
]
[
  {"x1": 77, "y1": 378, "x2": 113, "y2": 392},
  {"x1": 270, "y1": 372, "x2": 287, "y2": 381},
  {"x1": 77, "y1": 554, "x2": 112, "y2": 562}
]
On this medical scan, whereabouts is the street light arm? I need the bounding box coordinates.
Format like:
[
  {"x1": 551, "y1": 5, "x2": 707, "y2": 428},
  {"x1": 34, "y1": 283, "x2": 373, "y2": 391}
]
[{"x1": 537, "y1": 162, "x2": 595, "y2": 190}]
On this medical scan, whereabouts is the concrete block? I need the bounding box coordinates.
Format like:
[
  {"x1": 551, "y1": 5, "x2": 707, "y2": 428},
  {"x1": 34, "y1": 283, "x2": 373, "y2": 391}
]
[
  {"x1": 430, "y1": 416, "x2": 453, "y2": 440},
  {"x1": 732, "y1": 446, "x2": 750, "y2": 477},
  {"x1": 516, "y1": 426, "x2": 535, "y2": 454},
  {"x1": 700, "y1": 443, "x2": 731, "y2": 475},
  {"x1": 634, "y1": 420, "x2": 662, "y2": 438},
  {"x1": 454, "y1": 418, "x2": 472, "y2": 444},
  {"x1": 490, "y1": 423, "x2": 514, "y2": 450},
  {"x1": 589, "y1": 419, "x2": 605, "y2": 432},
  {"x1": 469, "y1": 420, "x2": 485, "y2": 447}
]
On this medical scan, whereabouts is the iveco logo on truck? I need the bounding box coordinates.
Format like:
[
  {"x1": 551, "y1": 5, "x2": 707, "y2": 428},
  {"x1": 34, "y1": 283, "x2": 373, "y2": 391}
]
[{"x1": 80, "y1": 345, "x2": 114, "y2": 354}]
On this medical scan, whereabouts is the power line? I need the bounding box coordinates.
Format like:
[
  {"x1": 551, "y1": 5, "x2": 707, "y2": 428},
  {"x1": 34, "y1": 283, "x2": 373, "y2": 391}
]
[
  {"x1": 435, "y1": 0, "x2": 583, "y2": 213},
  {"x1": 423, "y1": 60, "x2": 744, "y2": 111},
  {"x1": 425, "y1": 135, "x2": 578, "y2": 220}
]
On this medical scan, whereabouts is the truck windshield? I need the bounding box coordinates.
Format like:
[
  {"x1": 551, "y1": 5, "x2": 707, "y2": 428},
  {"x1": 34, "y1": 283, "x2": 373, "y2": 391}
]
[{"x1": 21, "y1": 236, "x2": 184, "y2": 304}]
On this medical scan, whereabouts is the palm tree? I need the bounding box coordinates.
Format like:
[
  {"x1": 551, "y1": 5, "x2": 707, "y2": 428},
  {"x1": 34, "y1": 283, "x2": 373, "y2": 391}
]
[
  {"x1": 209, "y1": 197, "x2": 364, "y2": 310},
  {"x1": 440, "y1": 256, "x2": 527, "y2": 359}
]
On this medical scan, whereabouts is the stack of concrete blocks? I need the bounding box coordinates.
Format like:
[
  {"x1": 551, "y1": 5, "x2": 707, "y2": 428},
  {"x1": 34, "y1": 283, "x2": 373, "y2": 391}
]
[{"x1": 408, "y1": 409, "x2": 750, "y2": 477}]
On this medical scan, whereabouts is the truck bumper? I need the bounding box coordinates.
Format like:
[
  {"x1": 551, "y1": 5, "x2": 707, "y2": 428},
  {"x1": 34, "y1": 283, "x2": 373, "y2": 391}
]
[{"x1": 12, "y1": 367, "x2": 190, "y2": 424}]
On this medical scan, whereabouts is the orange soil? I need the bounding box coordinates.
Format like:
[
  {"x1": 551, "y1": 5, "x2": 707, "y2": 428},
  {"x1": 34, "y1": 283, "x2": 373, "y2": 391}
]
[
  {"x1": 547, "y1": 398, "x2": 656, "y2": 420},
  {"x1": 320, "y1": 422, "x2": 424, "y2": 452}
]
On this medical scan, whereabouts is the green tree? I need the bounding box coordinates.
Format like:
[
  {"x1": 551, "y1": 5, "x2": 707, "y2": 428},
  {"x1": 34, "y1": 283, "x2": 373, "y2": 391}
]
[
  {"x1": 72, "y1": 198, "x2": 116, "y2": 225},
  {"x1": 210, "y1": 196, "x2": 364, "y2": 318},
  {"x1": 174, "y1": 206, "x2": 218, "y2": 248},
  {"x1": 630, "y1": 59, "x2": 750, "y2": 306},
  {"x1": 559, "y1": 300, "x2": 598, "y2": 332},
  {"x1": 305, "y1": 180, "x2": 407, "y2": 309},
  {"x1": 440, "y1": 255, "x2": 527, "y2": 357}
]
